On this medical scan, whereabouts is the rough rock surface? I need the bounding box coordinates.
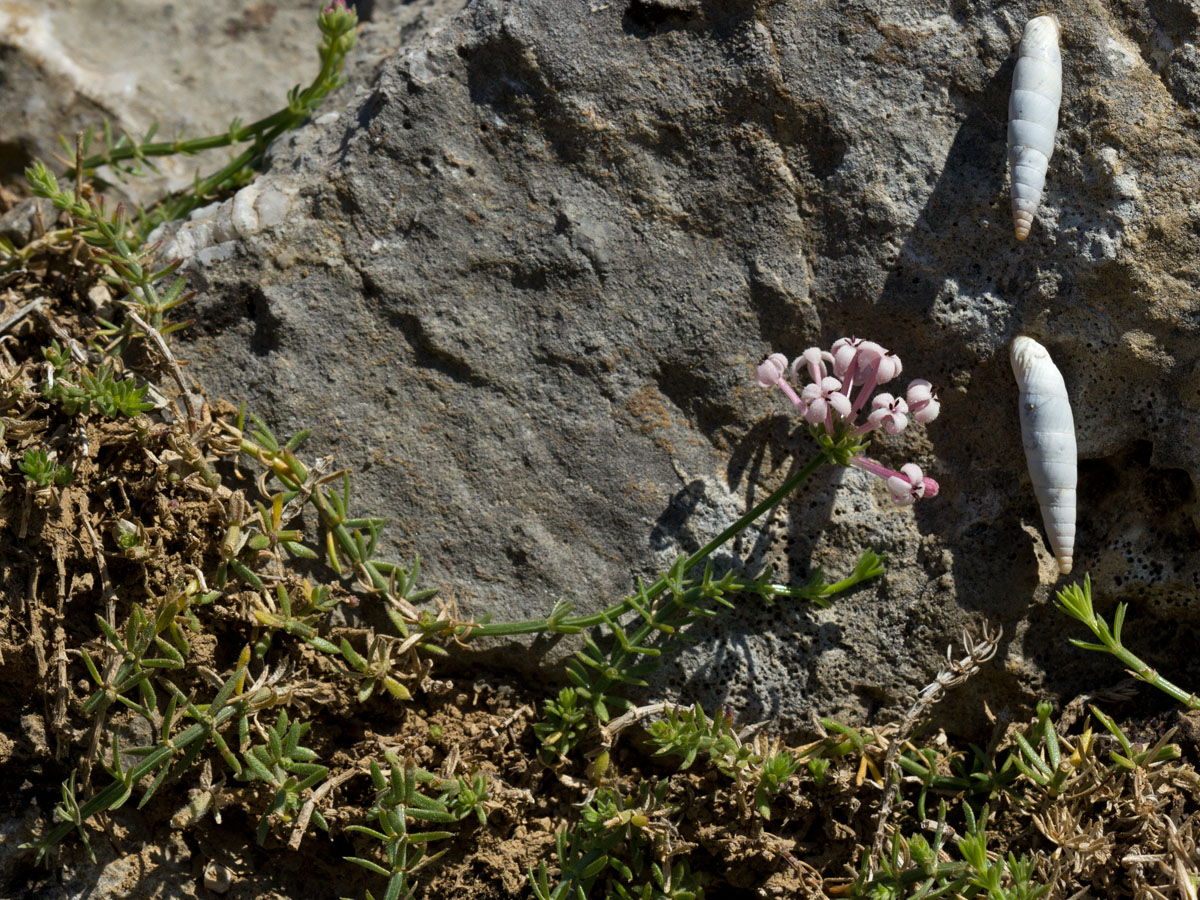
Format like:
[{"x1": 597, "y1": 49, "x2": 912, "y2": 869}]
[{"x1": 21, "y1": 0, "x2": 1200, "y2": 733}]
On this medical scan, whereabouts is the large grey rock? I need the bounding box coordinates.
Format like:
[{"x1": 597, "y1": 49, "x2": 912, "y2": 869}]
[{"x1": 85, "y1": 0, "x2": 1200, "y2": 731}]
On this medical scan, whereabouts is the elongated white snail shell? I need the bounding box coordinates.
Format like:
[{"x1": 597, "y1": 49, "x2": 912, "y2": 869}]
[
  {"x1": 1008, "y1": 15, "x2": 1062, "y2": 241},
  {"x1": 1011, "y1": 336, "x2": 1076, "y2": 574}
]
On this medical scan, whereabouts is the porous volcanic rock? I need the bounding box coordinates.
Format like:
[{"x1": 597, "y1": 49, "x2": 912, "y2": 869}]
[{"x1": 118, "y1": 0, "x2": 1200, "y2": 731}]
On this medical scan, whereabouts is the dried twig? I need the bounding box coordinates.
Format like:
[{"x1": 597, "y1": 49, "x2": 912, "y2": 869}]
[
  {"x1": 51, "y1": 623, "x2": 69, "y2": 761},
  {"x1": 600, "y1": 701, "x2": 678, "y2": 749},
  {"x1": 79, "y1": 500, "x2": 117, "y2": 628},
  {"x1": 0, "y1": 297, "x2": 46, "y2": 335},
  {"x1": 34, "y1": 306, "x2": 89, "y2": 364},
  {"x1": 27, "y1": 565, "x2": 47, "y2": 699},
  {"x1": 869, "y1": 623, "x2": 1002, "y2": 868},
  {"x1": 125, "y1": 308, "x2": 197, "y2": 431},
  {"x1": 288, "y1": 767, "x2": 360, "y2": 851}
]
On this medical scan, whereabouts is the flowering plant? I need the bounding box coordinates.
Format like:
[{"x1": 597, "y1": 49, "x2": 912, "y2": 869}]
[
  {"x1": 756, "y1": 338, "x2": 941, "y2": 505},
  {"x1": 319, "y1": 0, "x2": 358, "y2": 48}
]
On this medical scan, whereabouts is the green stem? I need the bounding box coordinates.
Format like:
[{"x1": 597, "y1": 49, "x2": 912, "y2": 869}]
[
  {"x1": 464, "y1": 451, "x2": 831, "y2": 638},
  {"x1": 80, "y1": 108, "x2": 293, "y2": 172},
  {"x1": 1059, "y1": 579, "x2": 1200, "y2": 710},
  {"x1": 134, "y1": 119, "x2": 301, "y2": 240},
  {"x1": 77, "y1": 28, "x2": 346, "y2": 175},
  {"x1": 1100, "y1": 638, "x2": 1199, "y2": 709}
]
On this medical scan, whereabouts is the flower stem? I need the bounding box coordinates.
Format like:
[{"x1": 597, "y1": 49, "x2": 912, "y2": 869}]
[{"x1": 464, "y1": 450, "x2": 831, "y2": 638}]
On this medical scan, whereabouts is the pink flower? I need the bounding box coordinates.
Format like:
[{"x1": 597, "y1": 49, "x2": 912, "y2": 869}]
[
  {"x1": 753, "y1": 337, "x2": 942, "y2": 505},
  {"x1": 850, "y1": 458, "x2": 940, "y2": 505},
  {"x1": 866, "y1": 393, "x2": 909, "y2": 434},
  {"x1": 906, "y1": 379, "x2": 940, "y2": 424},
  {"x1": 801, "y1": 376, "x2": 851, "y2": 426},
  {"x1": 886, "y1": 463, "x2": 937, "y2": 505}
]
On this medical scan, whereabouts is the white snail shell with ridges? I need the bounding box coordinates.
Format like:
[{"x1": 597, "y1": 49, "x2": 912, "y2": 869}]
[
  {"x1": 1011, "y1": 336, "x2": 1076, "y2": 574},
  {"x1": 1008, "y1": 15, "x2": 1062, "y2": 241}
]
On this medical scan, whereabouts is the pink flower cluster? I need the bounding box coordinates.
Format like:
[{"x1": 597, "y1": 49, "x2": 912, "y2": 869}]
[{"x1": 755, "y1": 338, "x2": 941, "y2": 505}]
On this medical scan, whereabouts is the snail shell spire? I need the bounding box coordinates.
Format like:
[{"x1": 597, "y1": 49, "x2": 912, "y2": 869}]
[{"x1": 1008, "y1": 15, "x2": 1062, "y2": 240}]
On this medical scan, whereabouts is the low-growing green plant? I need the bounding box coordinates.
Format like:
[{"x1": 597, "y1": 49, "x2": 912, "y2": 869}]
[
  {"x1": 19, "y1": 448, "x2": 71, "y2": 487},
  {"x1": 531, "y1": 780, "x2": 703, "y2": 900},
  {"x1": 345, "y1": 755, "x2": 489, "y2": 900},
  {"x1": 40, "y1": 343, "x2": 155, "y2": 418},
  {"x1": 647, "y1": 704, "x2": 802, "y2": 820},
  {"x1": 25, "y1": 166, "x2": 198, "y2": 348},
  {"x1": 252, "y1": 582, "x2": 341, "y2": 656},
  {"x1": 444, "y1": 771, "x2": 490, "y2": 827},
  {"x1": 859, "y1": 802, "x2": 1049, "y2": 900},
  {"x1": 22, "y1": 659, "x2": 252, "y2": 864},
  {"x1": 339, "y1": 635, "x2": 414, "y2": 703},
  {"x1": 534, "y1": 687, "x2": 591, "y2": 764},
  {"x1": 214, "y1": 490, "x2": 268, "y2": 591},
  {"x1": 237, "y1": 709, "x2": 330, "y2": 845}
]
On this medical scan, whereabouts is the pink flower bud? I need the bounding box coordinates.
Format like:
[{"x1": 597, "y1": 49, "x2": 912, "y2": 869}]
[{"x1": 755, "y1": 353, "x2": 788, "y2": 387}]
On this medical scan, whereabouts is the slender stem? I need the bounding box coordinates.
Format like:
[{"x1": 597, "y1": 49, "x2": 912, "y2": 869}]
[
  {"x1": 134, "y1": 125, "x2": 286, "y2": 240},
  {"x1": 77, "y1": 29, "x2": 347, "y2": 174},
  {"x1": 80, "y1": 111, "x2": 292, "y2": 171},
  {"x1": 463, "y1": 451, "x2": 831, "y2": 638},
  {"x1": 849, "y1": 455, "x2": 895, "y2": 480},
  {"x1": 1103, "y1": 640, "x2": 1200, "y2": 709},
  {"x1": 775, "y1": 377, "x2": 805, "y2": 412},
  {"x1": 1060, "y1": 582, "x2": 1200, "y2": 710}
]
